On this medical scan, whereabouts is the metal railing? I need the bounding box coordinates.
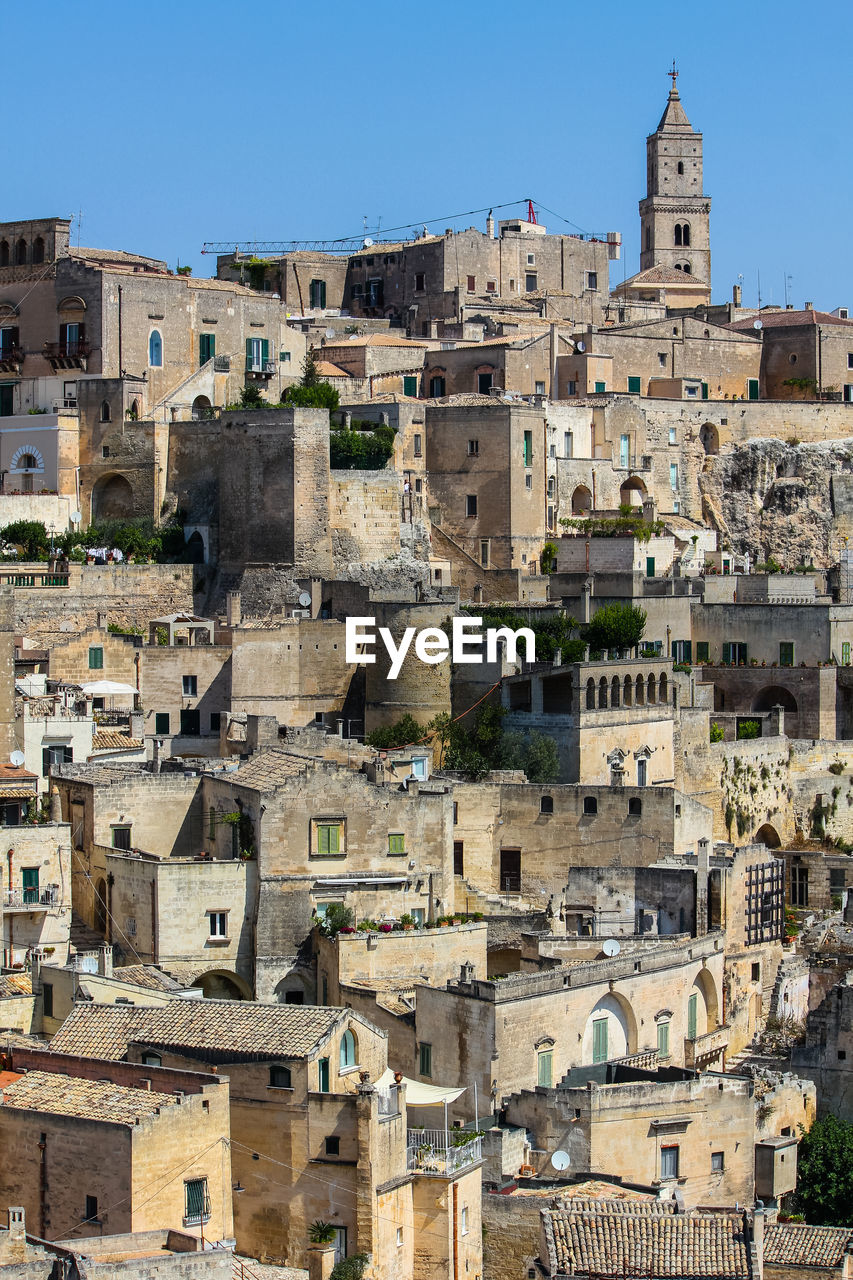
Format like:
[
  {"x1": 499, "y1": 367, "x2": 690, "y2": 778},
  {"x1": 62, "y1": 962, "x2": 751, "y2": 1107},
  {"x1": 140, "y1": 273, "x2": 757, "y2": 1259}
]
[
  {"x1": 3, "y1": 886, "x2": 60, "y2": 909},
  {"x1": 43, "y1": 340, "x2": 90, "y2": 359},
  {"x1": 0, "y1": 571, "x2": 68, "y2": 587},
  {"x1": 407, "y1": 1129, "x2": 482, "y2": 1177}
]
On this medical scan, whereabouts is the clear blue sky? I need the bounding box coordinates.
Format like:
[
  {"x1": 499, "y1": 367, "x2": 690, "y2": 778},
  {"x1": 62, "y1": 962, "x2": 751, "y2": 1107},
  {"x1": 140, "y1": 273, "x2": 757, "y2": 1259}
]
[{"x1": 10, "y1": 0, "x2": 851, "y2": 310}]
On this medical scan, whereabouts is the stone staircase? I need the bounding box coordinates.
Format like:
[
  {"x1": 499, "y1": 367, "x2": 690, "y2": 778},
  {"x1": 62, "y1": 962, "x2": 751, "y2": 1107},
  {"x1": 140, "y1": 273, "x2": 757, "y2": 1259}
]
[{"x1": 69, "y1": 910, "x2": 106, "y2": 956}]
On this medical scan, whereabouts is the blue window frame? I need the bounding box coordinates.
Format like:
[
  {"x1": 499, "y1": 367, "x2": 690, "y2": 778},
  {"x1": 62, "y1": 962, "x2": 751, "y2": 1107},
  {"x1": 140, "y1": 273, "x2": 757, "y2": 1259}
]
[{"x1": 149, "y1": 330, "x2": 163, "y2": 367}]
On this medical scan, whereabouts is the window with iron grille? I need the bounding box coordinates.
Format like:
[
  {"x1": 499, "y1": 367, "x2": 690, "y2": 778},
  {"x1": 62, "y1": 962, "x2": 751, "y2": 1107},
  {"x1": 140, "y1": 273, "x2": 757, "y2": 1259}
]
[{"x1": 183, "y1": 1177, "x2": 210, "y2": 1226}]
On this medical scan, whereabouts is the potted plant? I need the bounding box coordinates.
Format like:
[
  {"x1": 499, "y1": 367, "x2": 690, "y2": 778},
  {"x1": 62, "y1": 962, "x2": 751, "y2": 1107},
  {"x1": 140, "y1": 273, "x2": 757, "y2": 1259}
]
[
  {"x1": 308, "y1": 1220, "x2": 336, "y2": 1247},
  {"x1": 400, "y1": 913, "x2": 415, "y2": 931}
]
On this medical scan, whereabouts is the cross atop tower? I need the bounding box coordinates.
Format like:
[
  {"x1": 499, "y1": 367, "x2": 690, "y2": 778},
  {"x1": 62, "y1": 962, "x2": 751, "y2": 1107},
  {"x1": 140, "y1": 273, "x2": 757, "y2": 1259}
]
[{"x1": 668, "y1": 60, "x2": 678, "y2": 92}]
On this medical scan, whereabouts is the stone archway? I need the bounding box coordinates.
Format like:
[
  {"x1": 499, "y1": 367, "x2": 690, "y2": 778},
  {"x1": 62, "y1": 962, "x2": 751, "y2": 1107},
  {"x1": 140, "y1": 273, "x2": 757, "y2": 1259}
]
[
  {"x1": 692, "y1": 968, "x2": 719, "y2": 1033},
  {"x1": 755, "y1": 823, "x2": 781, "y2": 849},
  {"x1": 191, "y1": 970, "x2": 250, "y2": 1000},
  {"x1": 91, "y1": 473, "x2": 133, "y2": 521},
  {"x1": 582, "y1": 991, "x2": 638, "y2": 1063},
  {"x1": 192, "y1": 395, "x2": 212, "y2": 421},
  {"x1": 619, "y1": 476, "x2": 647, "y2": 508},
  {"x1": 752, "y1": 685, "x2": 799, "y2": 735},
  {"x1": 273, "y1": 971, "x2": 315, "y2": 1005},
  {"x1": 572, "y1": 485, "x2": 592, "y2": 515}
]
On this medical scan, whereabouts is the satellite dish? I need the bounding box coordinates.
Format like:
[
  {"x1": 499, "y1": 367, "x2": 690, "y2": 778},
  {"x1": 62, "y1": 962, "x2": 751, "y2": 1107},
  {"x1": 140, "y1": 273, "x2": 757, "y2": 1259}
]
[
  {"x1": 71, "y1": 510, "x2": 82, "y2": 524},
  {"x1": 551, "y1": 1150, "x2": 571, "y2": 1171},
  {"x1": 363, "y1": 237, "x2": 374, "y2": 248},
  {"x1": 10, "y1": 751, "x2": 25, "y2": 767},
  {"x1": 602, "y1": 938, "x2": 621, "y2": 957},
  {"x1": 298, "y1": 591, "x2": 312, "y2": 608},
  {"x1": 325, "y1": 328, "x2": 336, "y2": 340},
  {"x1": 575, "y1": 340, "x2": 586, "y2": 353},
  {"x1": 753, "y1": 320, "x2": 763, "y2": 330}
]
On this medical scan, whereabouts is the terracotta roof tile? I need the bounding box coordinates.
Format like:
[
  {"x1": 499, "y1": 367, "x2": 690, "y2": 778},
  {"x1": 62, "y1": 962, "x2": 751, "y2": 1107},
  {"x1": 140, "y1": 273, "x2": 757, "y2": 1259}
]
[
  {"x1": 0, "y1": 973, "x2": 33, "y2": 998},
  {"x1": 91, "y1": 730, "x2": 144, "y2": 753},
  {"x1": 544, "y1": 1205, "x2": 750, "y2": 1278},
  {"x1": 765, "y1": 1223, "x2": 853, "y2": 1267},
  {"x1": 49, "y1": 1000, "x2": 347, "y2": 1063},
  {"x1": 726, "y1": 309, "x2": 853, "y2": 331},
  {"x1": 0, "y1": 1070, "x2": 178, "y2": 1125}
]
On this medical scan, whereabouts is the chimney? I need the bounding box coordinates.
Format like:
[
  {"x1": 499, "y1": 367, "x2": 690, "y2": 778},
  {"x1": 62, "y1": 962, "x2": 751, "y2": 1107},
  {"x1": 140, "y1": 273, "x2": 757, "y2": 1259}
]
[
  {"x1": 152, "y1": 737, "x2": 163, "y2": 774},
  {"x1": 130, "y1": 711, "x2": 143, "y2": 740},
  {"x1": 226, "y1": 591, "x2": 242, "y2": 628},
  {"x1": 30, "y1": 950, "x2": 41, "y2": 992},
  {"x1": 97, "y1": 612, "x2": 108, "y2": 629},
  {"x1": 8, "y1": 1208, "x2": 26, "y2": 1242},
  {"x1": 805, "y1": 301, "x2": 814, "y2": 311},
  {"x1": 732, "y1": 284, "x2": 742, "y2": 307},
  {"x1": 486, "y1": 210, "x2": 495, "y2": 239},
  {"x1": 50, "y1": 786, "x2": 61, "y2": 823},
  {"x1": 460, "y1": 961, "x2": 475, "y2": 983},
  {"x1": 98, "y1": 944, "x2": 114, "y2": 978}
]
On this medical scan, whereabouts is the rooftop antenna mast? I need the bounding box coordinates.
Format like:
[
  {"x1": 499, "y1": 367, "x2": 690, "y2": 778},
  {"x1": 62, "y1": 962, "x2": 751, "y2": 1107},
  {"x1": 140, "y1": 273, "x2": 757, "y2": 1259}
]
[{"x1": 76, "y1": 209, "x2": 82, "y2": 249}]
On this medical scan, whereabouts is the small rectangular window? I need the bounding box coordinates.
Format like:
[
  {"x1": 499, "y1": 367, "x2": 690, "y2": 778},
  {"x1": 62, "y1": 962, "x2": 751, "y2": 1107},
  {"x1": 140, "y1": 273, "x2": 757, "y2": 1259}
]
[
  {"x1": 413, "y1": 433, "x2": 422, "y2": 457},
  {"x1": 388, "y1": 832, "x2": 405, "y2": 855},
  {"x1": 467, "y1": 275, "x2": 476, "y2": 293},
  {"x1": 669, "y1": 427, "x2": 677, "y2": 444},
  {"x1": 184, "y1": 1177, "x2": 210, "y2": 1226},
  {"x1": 461, "y1": 1206, "x2": 469, "y2": 1236},
  {"x1": 627, "y1": 376, "x2": 641, "y2": 394},
  {"x1": 208, "y1": 911, "x2": 227, "y2": 938},
  {"x1": 527, "y1": 253, "x2": 535, "y2": 265},
  {"x1": 711, "y1": 1151, "x2": 724, "y2": 1172},
  {"x1": 42, "y1": 982, "x2": 53, "y2": 1017},
  {"x1": 316, "y1": 822, "x2": 342, "y2": 856},
  {"x1": 537, "y1": 1050, "x2": 553, "y2": 1087},
  {"x1": 154, "y1": 712, "x2": 170, "y2": 735},
  {"x1": 85, "y1": 1195, "x2": 98, "y2": 1223},
  {"x1": 779, "y1": 641, "x2": 794, "y2": 666},
  {"x1": 182, "y1": 675, "x2": 197, "y2": 696},
  {"x1": 180, "y1": 708, "x2": 200, "y2": 735},
  {"x1": 525, "y1": 474, "x2": 533, "y2": 490},
  {"x1": 583, "y1": 796, "x2": 598, "y2": 816},
  {"x1": 657, "y1": 1020, "x2": 670, "y2": 1057},
  {"x1": 102, "y1": 445, "x2": 110, "y2": 458},
  {"x1": 847, "y1": 353, "x2": 853, "y2": 369},
  {"x1": 403, "y1": 375, "x2": 418, "y2": 397},
  {"x1": 269, "y1": 1064, "x2": 292, "y2": 1088},
  {"x1": 466, "y1": 494, "x2": 478, "y2": 517},
  {"x1": 397, "y1": 1227, "x2": 404, "y2": 1247},
  {"x1": 415, "y1": 273, "x2": 425, "y2": 291},
  {"x1": 199, "y1": 333, "x2": 215, "y2": 366},
  {"x1": 112, "y1": 826, "x2": 131, "y2": 851},
  {"x1": 586, "y1": 271, "x2": 598, "y2": 290},
  {"x1": 752, "y1": 962, "x2": 761, "y2": 982},
  {"x1": 318, "y1": 1058, "x2": 330, "y2": 1092},
  {"x1": 325, "y1": 1135, "x2": 340, "y2": 1156},
  {"x1": 658, "y1": 352, "x2": 667, "y2": 367},
  {"x1": 567, "y1": 380, "x2": 577, "y2": 396},
  {"x1": 696, "y1": 642, "x2": 709, "y2": 662},
  {"x1": 419, "y1": 1042, "x2": 432, "y2": 1077},
  {"x1": 535, "y1": 381, "x2": 546, "y2": 395},
  {"x1": 670, "y1": 463, "x2": 679, "y2": 490},
  {"x1": 660, "y1": 1146, "x2": 679, "y2": 1179},
  {"x1": 468, "y1": 439, "x2": 479, "y2": 456},
  {"x1": 280, "y1": 350, "x2": 291, "y2": 362},
  {"x1": 454, "y1": 840, "x2": 464, "y2": 875},
  {"x1": 88, "y1": 647, "x2": 104, "y2": 670},
  {"x1": 480, "y1": 540, "x2": 490, "y2": 568},
  {"x1": 594, "y1": 381, "x2": 606, "y2": 393},
  {"x1": 525, "y1": 273, "x2": 537, "y2": 292}
]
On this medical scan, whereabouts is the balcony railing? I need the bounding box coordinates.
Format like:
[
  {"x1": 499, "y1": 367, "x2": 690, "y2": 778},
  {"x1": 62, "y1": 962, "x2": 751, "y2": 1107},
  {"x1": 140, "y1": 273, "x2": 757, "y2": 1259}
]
[
  {"x1": 0, "y1": 345, "x2": 24, "y2": 365},
  {"x1": 407, "y1": 1129, "x2": 482, "y2": 1177},
  {"x1": 43, "y1": 340, "x2": 90, "y2": 360},
  {"x1": 684, "y1": 1024, "x2": 730, "y2": 1069},
  {"x1": 3, "y1": 887, "x2": 60, "y2": 910},
  {"x1": 0, "y1": 571, "x2": 68, "y2": 587}
]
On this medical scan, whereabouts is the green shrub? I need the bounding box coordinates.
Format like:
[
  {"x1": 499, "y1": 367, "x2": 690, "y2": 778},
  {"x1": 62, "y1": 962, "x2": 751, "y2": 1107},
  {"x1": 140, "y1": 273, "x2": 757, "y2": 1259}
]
[
  {"x1": 585, "y1": 604, "x2": 647, "y2": 653},
  {"x1": 736, "y1": 719, "x2": 761, "y2": 740},
  {"x1": 710, "y1": 722, "x2": 724, "y2": 743}
]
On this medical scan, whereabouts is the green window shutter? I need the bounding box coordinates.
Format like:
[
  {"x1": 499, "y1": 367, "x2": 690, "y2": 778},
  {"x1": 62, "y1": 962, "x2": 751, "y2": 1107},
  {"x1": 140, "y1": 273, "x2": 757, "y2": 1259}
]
[
  {"x1": 780, "y1": 642, "x2": 794, "y2": 667},
  {"x1": 592, "y1": 1018, "x2": 608, "y2": 1063},
  {"x1": 722, "y1": 643, "x2": 732, "y2": 665},
  {"x1": 261, "y1": 338, "x2": 269, "y2": 365},
  {"x1": 657, "y1": 1021, "x2": 670, "y2": 1057},
  {"x1": 155, "y1": 712, "x2": 170, "y2": 734},
  {"x1": 687, "y1": 992, "x2": 698, "y2": 1040},
  {"x1": 683, "y1": 640, "x2": 692, "y2": 662},
  {"x1": 748, "y1": 379, "x2": 759, "y2": 400},
  {"x1": 388, "y1": 833, "x2": 405, "y2": 854},
  {"x1": 628, "y1": 376, "x2": 641, "y2": 394},
  {"x1": 42, "y1": 748, "x2": 51, "y2": 778},
  {"x1": 843, "y1": 642, "x2": 850, "y2": 665},
  {"x1": 419, "y1": 1043, "x2": 432, "y2": 1077},
  {"x1": 696, "y1": 642, "x2": 709, "y2": 662},
  {"x1": 701, "y1": 382, "x2": 709, "y2": 400},
  {"x1": 245, "y1": 337, "x2": 253, "y2": 370},
  {"x1": 594, "y1": 381, "x2": 606, "y2": 393},
  {"x1": 537, "y1": 1051, "x2": 553, "y2": 1087},
  {"x1": 88, "y1": 647, "x2": 103, "y2": 670},
  {"x1": 403, "y1": 376, "x2": 417, "y2": 397},
  {"x1": 646, "y1": 557, "x2": 655, "y2": 578},
  {"x1": 318, "y1": 1058, "x2": 330, "y2": 1092}
]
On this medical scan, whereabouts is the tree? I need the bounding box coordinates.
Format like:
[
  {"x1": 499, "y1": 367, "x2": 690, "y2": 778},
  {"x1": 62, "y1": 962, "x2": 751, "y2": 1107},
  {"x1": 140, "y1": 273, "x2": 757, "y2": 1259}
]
[
  {"x1": 540, "y1": 541, "x2": 557, "y2": 574},
  {"x1": 523, "y1": 732, "x2": 560, "y2": 783},
  {"x1": 239, "y1": 384, "x2": 266, "y2": 409},
  {"x1": 365, "y1": 713, "x2": 426, "y2": 750},
  {"x1": 585, "y1": 603, "x2": 647, "y2": 654},
  {"x1": 1, "y1": 519, "x2": 49, "y2": 559},
  {"x1": 283, "y1": 382, "x2": 340, "y2": 411},
  {"x1": 791, "y1": 1115, "x2": 853, "y2": 1226}
]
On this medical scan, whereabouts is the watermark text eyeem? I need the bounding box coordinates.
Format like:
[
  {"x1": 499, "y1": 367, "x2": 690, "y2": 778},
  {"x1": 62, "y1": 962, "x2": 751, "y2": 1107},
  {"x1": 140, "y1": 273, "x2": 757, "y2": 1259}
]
[{"x1": 345, "y1": 616, "x2": 535, "y2": 679}]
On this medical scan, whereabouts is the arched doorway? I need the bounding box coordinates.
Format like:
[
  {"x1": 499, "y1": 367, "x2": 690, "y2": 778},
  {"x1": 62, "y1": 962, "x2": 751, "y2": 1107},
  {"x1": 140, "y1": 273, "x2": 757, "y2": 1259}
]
[
  {"x1": 619, "y1": 476, "x2": 647, "y2": 508},
  {"x1": 192, "y1": 395, "x2": 212, "y2": 421},
  {"x1": 184, "y1": 531, "x2": 205, "y2": 564},
  {"x1": 582, "y1": 992, "x2": 637, "y2": 1063},
  {"x1": 700, "y1": 424, "x2": 720, "y2": 455},
  {"x1": 191, "y1": 970, "x2": 249, "y2": 1000},
  {"x1": 690, "y1": 968, "x2": 720, "y2": 1036},
  {"x1": 91, "y1": 473, "x2": 133, "y2": 521},
  {"x1": 274, "y1": 972, "x2": 314, "y2": 1004},
  {"x1": 752, "y1": 685, "x2": 799, "y2": 735},
  {"x1": 572, "y1": 485, "x2": 592, "y2": 515},
  {"x1": 755, "y1": 823, "x2": 781, "y2": 849}
]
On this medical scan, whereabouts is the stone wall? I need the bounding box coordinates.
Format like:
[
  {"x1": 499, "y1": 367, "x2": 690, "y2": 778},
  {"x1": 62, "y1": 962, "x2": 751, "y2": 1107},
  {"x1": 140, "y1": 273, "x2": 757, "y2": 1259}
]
[{"x1": 8, "y1": 564, "x2": 197, "y2": 641}]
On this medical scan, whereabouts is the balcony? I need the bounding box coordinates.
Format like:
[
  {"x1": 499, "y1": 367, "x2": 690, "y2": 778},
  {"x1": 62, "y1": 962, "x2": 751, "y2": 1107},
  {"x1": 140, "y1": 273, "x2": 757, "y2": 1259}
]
[
  {"x1": 0, "y1": 345, "x2": 24, "y2": 371},
  {"x1": 245, "y1": 360, "x2": 276, "y2": 379},
  {"x1": 684, "y1": 1024, "x2": 730, "y2": 1069},
  {"x1": 407, "y1": 1128, "x2": 482, "y2": 1178},
  {"x1": 3, "y1": 886, "x2": 60, "y2": 911},
  {"x1": 43, "y1": 340, "x2": 90, "y2": 368}
]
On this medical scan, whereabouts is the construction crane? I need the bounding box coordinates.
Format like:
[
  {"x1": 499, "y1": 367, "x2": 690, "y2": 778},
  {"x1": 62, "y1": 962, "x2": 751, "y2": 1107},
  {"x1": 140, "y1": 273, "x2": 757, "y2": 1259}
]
[{"x1": 201, "y1": 237, "x2": 369, "y2": 256}]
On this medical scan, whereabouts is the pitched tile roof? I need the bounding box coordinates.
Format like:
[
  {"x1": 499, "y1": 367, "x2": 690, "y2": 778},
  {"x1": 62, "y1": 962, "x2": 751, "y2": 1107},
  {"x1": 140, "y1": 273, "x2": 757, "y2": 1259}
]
[
  {"x1": 0, "y1": 972, "x2": 33, "y2": 998},
  {"x1": 91, "y1": 730, "x2": 144, "y2": 753},
  {"x1": 222, "y1": 749, "x2": 310, "y2": 791},
  {"x1": 0, "y1": 1070, "x2": 178, "y2": 1125},
  {"x1": 765, "y1": 1223, "x2": 853, "y2": 1268},
  {"x1": 543, "y1": 1206, "x2": 750, "y2": 1279},
  {"x1": 620, "y1": 265, "x2": 707, "y2": 287},
  {"x1": 105, "y1": 965, "x2": 188, "y2": 993},
  {"x1": 315, "y1": 360, "x2": 354, "y2": 378},
  {"x1": 726, "y1": 309, "x2": 853, "y2": 331},
  {"x1": 49, "y1": 1000, "x2": 347, "y2": 1063}
]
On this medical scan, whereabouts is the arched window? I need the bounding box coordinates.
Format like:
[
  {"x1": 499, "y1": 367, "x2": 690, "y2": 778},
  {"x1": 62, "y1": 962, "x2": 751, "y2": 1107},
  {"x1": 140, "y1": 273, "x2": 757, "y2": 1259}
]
[
  {"x1": 148, "y1": 330, "x2": 163, "y2": 367},
  {"x1": 598, "y1": 677, "x2": 608, "y2": 709},
  {"x1": 32, "y1": 237, "x2": 45, "y2": 265},
  {"x1": 20, "y1": 454, "x2": 36, "y2": 470},
  {"x1": 623, "y1": 675, "x2": 633, "y2": 707},
  {"x1": 674, "y1": 224, "x2": 683, "y2": 247},
  {"x1": 0, "y1": 241, "x2": 8, "y2": 267},
  {"x1": 269, "y1": 1064, "x2": 292, "y2": 1088},
  {"x1": 677, "y1": 161, "x2": 684, "y2": 175},
  {"x1": 674, "y1": 264, "x2": 682, "y2": 271},
  {"x1": 340, "y1": 1029, "x2": 357, "y2": 1070},
  {"x1": 540, "y1": 795, "x2": 554, "y2": 815},
  {"x1": 15, "y1": 239, "x2": 27, "y2": 265},
  {"x1": 635, "y1": 674, "x2": 645, "y2": 706},
  {"x1": 100, "y1": 400, "x2": 111, "y2": 422},
  {"x1": 683, "y1": 263, "x2": 691, "y2": 274},
  {"x1": 611, "y1": 676, "x2": 620, "y2": 708},
  {"x1": 682, "y1": 224, "x2": 690, "y2": 246},
  {"x1": 586, "y1": 678, "x2": 596, "y2": 710},
  {"x1": 645, "y1": 227, "x2": 650, "y2": 252},
  {"x1": 659, "y1": 673, "x2": 668, "y2": 703},
  {"x1": 647, "y1": 673, "x2": 656, "y2": 704}
]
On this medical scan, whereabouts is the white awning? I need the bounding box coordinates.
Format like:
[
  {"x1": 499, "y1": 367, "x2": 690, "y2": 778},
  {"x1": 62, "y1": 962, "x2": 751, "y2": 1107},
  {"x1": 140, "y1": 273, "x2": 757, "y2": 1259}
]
[{"x1": 377, "y1": 1068, "x2": 466, "y2": 1106}]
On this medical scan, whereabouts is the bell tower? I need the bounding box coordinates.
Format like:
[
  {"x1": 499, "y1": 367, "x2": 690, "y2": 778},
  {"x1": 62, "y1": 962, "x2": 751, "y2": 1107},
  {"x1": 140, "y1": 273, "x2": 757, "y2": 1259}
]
[{"x1": 639, "y1": 65, "x2": 711, "y2": 287}]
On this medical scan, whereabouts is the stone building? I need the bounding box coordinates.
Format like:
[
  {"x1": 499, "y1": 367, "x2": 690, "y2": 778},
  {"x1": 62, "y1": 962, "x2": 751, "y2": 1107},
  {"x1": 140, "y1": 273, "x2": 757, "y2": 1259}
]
[
  {"x1": 725, "y1": 306, "x2": 853, "y2": 401},
  {"x1": 0, "y1": 1045, "x2": 232, "y2": 1245},
  {"x1": 0, "y1": 820, "x2": 72, "y2": 970},
  {"x1": 48, "y1": 1000, "x2": 483, "y2": 1280},
  {"x1": 503, "y1": 1061, "x2": 812, "y2": 1209},
  {"x1": 791, "y1": 976, "x2": 853, "y2": 1120}
]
